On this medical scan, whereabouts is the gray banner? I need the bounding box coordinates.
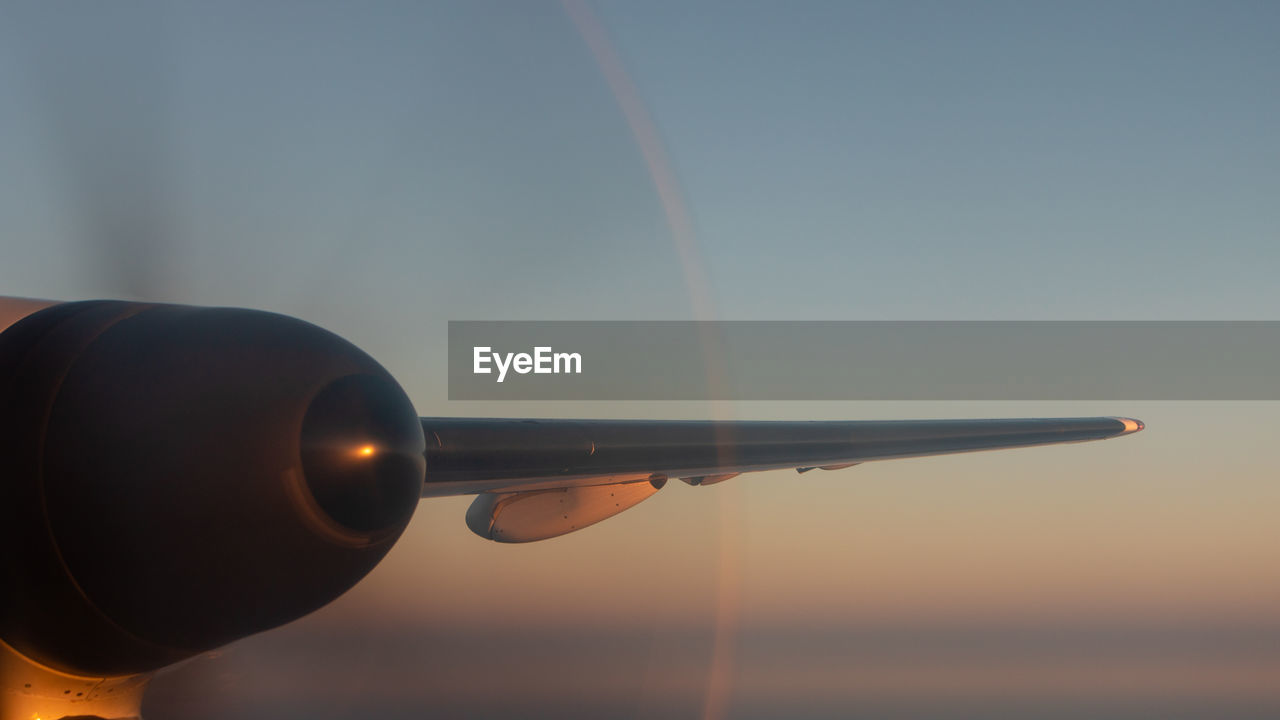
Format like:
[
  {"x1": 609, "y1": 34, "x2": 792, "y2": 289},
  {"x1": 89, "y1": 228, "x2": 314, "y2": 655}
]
[{"x1": 448, "y1": 321, "x2": 1280, "y2": 400}]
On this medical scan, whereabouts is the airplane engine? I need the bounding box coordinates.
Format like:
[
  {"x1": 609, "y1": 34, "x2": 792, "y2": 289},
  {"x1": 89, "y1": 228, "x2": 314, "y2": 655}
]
[{"x1": 0, "y1": 301, "x2": 426, "y2": 677}]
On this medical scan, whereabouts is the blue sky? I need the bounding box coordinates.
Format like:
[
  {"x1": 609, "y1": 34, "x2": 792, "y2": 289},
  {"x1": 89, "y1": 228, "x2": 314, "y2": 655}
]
[{"x1": 1, "y1": 1, "x2": 1276, "y2": 330}]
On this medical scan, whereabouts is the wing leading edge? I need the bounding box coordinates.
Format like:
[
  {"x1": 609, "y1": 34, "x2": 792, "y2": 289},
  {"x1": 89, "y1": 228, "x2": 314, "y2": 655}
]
[{"x1": 420, "y1": 416, "x2": 1143, "y2": 498}]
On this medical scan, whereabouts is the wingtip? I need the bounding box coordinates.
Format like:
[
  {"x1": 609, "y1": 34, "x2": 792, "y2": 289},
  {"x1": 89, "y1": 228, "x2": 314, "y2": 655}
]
[{"x1": 1113, "y1": 417, "x2": 1145, "y2": 435}]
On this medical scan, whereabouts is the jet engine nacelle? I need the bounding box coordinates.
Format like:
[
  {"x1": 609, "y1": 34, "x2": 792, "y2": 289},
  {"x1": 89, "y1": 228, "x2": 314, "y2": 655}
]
[{"x1": 0, "y1": 300, "x2": 426, "y2": 677}]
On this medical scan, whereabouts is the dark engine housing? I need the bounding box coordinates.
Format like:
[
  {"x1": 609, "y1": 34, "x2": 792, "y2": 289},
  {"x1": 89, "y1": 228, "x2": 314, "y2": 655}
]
[{"x1": 0, "y1": 301, "x2": 425, "y2": 676}]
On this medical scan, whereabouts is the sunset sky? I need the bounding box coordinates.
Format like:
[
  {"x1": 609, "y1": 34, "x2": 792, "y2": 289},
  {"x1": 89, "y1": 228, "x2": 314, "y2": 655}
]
[{"x1": 1, "y1": 1, "x2": 1278, "y2": 717}]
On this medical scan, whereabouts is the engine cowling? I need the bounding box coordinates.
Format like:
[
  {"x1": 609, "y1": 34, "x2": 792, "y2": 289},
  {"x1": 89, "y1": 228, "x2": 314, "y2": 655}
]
[{"x1": 0, "y1": 301, "x2": 426, "y2": 676}]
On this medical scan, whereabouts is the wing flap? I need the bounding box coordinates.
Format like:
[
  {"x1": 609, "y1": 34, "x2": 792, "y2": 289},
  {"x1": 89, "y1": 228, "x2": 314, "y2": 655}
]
[{"x1": 464, "y1": 479, "x2": 664, "y2": 543}]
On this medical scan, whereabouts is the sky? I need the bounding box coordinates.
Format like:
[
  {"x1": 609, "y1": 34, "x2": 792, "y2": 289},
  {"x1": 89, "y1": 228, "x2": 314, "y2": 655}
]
[{"x1": 1, "y1": 1, "x2": 1278, "y2": 718}]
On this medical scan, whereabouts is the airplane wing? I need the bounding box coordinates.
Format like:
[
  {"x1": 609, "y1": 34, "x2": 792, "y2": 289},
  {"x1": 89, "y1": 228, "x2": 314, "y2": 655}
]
[{"x1": 421, "y1": 416, "x2": 1144, "y2": 541}]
